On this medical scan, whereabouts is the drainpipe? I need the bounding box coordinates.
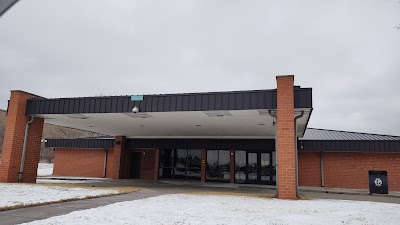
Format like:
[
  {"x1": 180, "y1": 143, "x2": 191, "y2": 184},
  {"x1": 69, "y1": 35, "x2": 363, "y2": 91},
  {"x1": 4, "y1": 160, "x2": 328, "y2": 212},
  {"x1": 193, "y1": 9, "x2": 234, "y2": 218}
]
[
  {"x1": 103, "y1": 149, "x2": 108, "y2": 178},
  {"x1": 268, "y1": 110, "x2": 278, "y2": 198},
  {"x1": 18, "y1": 116, "x2": 35, "y2": 183},
  {"x1": 320, "y1": 151, "x2": 325, "y2": 187},
  {"x1": 294, "y1": 110, "x2": 304, "y2": 198}
]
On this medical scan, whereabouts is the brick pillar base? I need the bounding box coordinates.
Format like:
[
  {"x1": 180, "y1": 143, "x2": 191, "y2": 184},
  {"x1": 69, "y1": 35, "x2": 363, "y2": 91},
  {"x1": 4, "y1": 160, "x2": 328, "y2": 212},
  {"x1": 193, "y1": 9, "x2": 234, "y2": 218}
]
[
  {"x1": 0, "y1": 91, "x2": 44, "y2": 183},
  {"x1": 111, "y1": 136, "x2": 126, "y2": 179},
  {"x1": 276, "y1": 75, "x2": 297, "y2": 199}
]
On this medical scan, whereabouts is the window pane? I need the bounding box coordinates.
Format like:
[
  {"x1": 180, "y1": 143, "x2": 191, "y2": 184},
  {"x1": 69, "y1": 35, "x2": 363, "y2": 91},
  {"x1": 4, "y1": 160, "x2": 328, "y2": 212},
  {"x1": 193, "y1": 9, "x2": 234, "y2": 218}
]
[
  {"x1": 218, "y1": 150, "x2": 230, "y2": 181},
  {"x1": 206, "y1": 150, "x2": 218, "y2": 180},
  {"x1": 235, "y1": 150, "x2": 246, "y2": 183},
  {"x1": 159, "y1": 168, "x2": 173, "y2": 179},
  {"x1": 187, "y1": 149, "x2": 202, "y2": 168},
  {"x1": 272, "y1": 151, "x2": 276, "y2": 182},
  {"x1": 159, "y1": 149, "x2": 174, "y2": 168},
  {"x1": 247, "y1": 153, "x2": 257, "y2": 181},
  {"x1": 187, "y1": 168, "x2": 201, "y2": 180},
  {"x1": 260, "y1": 153, "x2": 271, "y2": 182},
  {"x1": 173, "y1": 149, "x2": 187, "y2": 179}
]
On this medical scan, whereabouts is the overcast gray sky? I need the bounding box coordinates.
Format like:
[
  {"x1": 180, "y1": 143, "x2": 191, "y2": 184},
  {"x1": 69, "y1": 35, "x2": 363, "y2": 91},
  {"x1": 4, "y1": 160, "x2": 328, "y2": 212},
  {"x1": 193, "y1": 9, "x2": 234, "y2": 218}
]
[{"x1": 0, "y1": 0, "x2": 399, "y2": 135}]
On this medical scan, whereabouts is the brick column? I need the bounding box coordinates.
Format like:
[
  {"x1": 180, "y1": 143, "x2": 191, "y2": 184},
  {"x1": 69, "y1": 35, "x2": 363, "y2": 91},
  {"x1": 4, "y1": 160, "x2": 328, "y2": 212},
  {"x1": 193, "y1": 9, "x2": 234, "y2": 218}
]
[
  {"x1": 201, "y1": 149, "x2": 206, "y2": 182},
  {"x1": 276, "y1": 75, "x2": 297, "y2": 199},
  {"x1": 154, "y1": 149, "x2": 160, "y2": 180},
  {"x1": 111, "y1": 136, "x2": 126, "y2": 179},
  {"x1": 0, "y1": 91, "x2": 44, "y2": 183}
]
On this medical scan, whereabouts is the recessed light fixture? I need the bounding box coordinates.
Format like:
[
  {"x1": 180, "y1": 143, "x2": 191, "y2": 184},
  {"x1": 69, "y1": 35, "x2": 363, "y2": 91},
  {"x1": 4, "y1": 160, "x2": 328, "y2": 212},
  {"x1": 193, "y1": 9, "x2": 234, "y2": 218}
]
[
  {"x1": 88, "y1": 125, "x2": 94, "y2": 128},
  {"x1": 66, "y1": 114, "x2": 90, "y2": 119},
  {"x1": 204, "y1": 111, "x2": 232, "y2": 117},
  {"x1": 195, "y1": 125, "x2": 202, "y2": 127},
  {"x1": 259, "y1": 123, "x2": 266, "y2": 126}
]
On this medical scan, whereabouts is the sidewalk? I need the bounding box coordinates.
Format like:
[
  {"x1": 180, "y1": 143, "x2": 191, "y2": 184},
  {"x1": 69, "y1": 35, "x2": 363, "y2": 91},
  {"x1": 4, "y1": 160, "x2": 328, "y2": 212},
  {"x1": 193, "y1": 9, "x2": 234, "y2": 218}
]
[
  {"x1": 0, "y1": 189, "x2": 161, "y2": 225},
  {"x1": 157, "y1": 180, "x2": 400, "y2": 198}
]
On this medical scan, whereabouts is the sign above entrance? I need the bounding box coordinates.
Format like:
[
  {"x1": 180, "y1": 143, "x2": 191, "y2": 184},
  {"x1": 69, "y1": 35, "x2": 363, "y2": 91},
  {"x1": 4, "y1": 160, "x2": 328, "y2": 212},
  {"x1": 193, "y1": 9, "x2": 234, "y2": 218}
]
[{"x1": 131, "y1": 95, "x2": 144, "y2": 101}]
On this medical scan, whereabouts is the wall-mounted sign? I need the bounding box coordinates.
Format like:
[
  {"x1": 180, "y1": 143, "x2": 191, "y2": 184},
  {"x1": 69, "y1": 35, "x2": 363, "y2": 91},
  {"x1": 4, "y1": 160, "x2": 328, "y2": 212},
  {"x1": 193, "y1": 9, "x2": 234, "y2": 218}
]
[{"x1": 131, "y1": 95, "x2": 144, "y2": 101}]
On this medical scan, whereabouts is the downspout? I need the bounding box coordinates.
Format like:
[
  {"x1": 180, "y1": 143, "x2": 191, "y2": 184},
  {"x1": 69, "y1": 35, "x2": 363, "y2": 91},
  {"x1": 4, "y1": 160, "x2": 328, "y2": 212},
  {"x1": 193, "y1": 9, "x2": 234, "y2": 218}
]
[
  {"x1": 103, "y1": 149, "x2": 108, "y2": 178},
  {"x1": 268, "y1": 110, "x2": 278, "y2": 198},
  {"x1": 320, "y1": 151, "x2": 325, "y2": 187},
  {"x1": 294, "y1": 110, "x2": 304, "y2": 198},
  {"x1": 18, "y1": 116, "x2": 35, "y2": 183}
]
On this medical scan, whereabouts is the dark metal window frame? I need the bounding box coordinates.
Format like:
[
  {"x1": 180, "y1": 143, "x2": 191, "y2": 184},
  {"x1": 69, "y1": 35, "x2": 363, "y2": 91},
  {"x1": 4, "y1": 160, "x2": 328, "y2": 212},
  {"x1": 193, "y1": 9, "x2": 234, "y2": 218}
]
[
  {"x1": 234, "y1": 150, "x2": 276, "y2": 185},
  {"x1": 158, "y1": 149, "x2": 202, "y2": 180},
  {"x1": 205, "y1": 149, "x2": 231, "y2": 183}
]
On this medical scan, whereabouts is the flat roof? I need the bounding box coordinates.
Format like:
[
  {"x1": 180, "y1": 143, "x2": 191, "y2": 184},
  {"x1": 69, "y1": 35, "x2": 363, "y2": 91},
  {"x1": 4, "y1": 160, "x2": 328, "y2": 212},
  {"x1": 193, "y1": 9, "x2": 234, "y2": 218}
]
[{"x1": 25, "y1": 87, "x2": 312, "y2": 115}]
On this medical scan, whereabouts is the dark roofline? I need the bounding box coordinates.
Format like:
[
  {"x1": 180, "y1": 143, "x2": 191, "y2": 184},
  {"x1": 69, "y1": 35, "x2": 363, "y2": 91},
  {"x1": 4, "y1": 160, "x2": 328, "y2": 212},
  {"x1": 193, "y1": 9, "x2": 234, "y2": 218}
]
[
  {"x1": 45, "y1": 136, "x2": 400, "y2": 153},
  {"x1": 26, "y1": 87, "x2": 312, "y2": 115},
  {"x1": 303, "y1": 128, "x2": 400, "y2": 140},
  {"x1": 299, "y1": 139, "x2": 400, "y2": 153}
]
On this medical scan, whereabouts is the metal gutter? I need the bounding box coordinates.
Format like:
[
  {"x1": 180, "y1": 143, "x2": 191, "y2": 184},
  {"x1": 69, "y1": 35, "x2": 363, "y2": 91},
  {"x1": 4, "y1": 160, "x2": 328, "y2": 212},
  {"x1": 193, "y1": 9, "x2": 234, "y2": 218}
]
[{"x1": 18, "y1": 116, "x2": 34, "y2": 182}]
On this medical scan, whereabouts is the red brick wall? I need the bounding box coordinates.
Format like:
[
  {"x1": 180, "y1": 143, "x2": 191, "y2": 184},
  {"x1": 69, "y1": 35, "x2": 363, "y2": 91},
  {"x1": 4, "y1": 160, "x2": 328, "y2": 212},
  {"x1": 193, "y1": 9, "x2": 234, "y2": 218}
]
[
  {"x1": 53, "y1": 148, "x2": 114, "y2": 178},
  {"x1": 298, "y1": 152, "x2": 400, "y2": 191},
  {"x1": 324, "y1": 152, "x2": 400, "y2": 191},
  {"x1": 276, "y1": 75, "x2": 297, "y2": 199},
  {"x1": 0, "y1": 91, "x2": 44, "y2": 183},
  {"x1": 112, "y1": 136, "x2": 125, "y2": 179},
  {"x1": 298, "y1": 152, "x2": 321, "y2": 187}
]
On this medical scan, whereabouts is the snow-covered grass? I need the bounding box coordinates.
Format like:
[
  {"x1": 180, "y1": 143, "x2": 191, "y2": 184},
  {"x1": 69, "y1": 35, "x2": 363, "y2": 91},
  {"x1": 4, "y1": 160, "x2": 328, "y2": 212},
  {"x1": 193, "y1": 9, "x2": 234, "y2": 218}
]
[
  {"x1": 22, "y1": 194, "x2": 400, "y2": 225},
  {"x1": 0, "y1": 183, "x2": 120, "y2": 210},
  {"x1": 37, "y1": 163, "x2": 53, "y2": 177}
]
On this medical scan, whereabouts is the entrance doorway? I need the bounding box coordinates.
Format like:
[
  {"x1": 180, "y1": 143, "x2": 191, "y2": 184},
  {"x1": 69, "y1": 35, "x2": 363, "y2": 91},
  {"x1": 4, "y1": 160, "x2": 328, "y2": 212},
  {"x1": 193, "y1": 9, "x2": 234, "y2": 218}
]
[
  {"x1": 206, "y1": 150, "x2": 231, "y2": 182},
  {"x1": 235, "y1": 151, "x2": 276, "y2": 184},
  {"x1": 130, "y1": 152, "x2": 142, "y2": 179}
]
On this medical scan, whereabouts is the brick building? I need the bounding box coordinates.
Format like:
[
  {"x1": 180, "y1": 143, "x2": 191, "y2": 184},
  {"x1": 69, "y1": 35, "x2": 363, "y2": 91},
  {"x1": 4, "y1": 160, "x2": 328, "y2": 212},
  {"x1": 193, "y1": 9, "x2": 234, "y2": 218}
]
[{"x1": 1, "y1": 75, "x2": 399, "y2": 199}]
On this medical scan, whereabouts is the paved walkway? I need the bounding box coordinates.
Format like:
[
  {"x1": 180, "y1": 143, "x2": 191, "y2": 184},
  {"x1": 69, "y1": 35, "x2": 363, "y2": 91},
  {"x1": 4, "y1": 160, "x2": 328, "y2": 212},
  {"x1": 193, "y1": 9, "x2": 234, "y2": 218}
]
[
  {"x1": 2, "y1": 179, "x2": 400, "y2": 225},
  {"x1": 0, "y1": 189, "x2": 161, "y2": 225}
]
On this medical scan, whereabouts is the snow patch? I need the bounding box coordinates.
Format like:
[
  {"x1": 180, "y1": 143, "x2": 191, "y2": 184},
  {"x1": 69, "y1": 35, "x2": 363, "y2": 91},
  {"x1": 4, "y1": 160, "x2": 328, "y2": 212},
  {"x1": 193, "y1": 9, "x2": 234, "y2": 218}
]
[
  {"x1": 21, "y1": 194, "x2": 400, "y2": 225},
  {"x1": 37, "y1": 163, "x2": 53, "y2": 177},
  {"x1": 0, "y1": 183, "x2": 119, "y2": 208}
]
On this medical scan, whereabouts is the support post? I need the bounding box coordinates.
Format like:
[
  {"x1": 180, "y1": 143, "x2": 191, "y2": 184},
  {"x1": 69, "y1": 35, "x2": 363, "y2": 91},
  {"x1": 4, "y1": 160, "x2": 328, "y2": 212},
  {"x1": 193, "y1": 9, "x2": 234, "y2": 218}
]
[
  {"x1": 276, "y1": 75, "x2": 297, "y2": 199},
  {"x1": 0, "y1": 91, "x2": 44, "y2": 183},
  {"x1": 111, "y1": 136, "x2": 126, "y2": 179}
]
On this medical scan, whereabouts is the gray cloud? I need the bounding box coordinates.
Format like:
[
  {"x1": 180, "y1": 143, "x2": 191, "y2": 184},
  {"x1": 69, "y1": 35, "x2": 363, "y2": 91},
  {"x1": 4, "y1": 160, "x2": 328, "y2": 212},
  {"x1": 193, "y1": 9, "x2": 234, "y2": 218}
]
[{"x1": 1, "y1": 0, "x2": 399, "y2": 135}]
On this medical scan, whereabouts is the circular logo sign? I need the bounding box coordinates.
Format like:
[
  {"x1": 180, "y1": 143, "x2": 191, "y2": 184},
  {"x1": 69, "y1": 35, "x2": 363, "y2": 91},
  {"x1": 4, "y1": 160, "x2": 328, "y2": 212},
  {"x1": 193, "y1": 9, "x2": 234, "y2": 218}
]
[{"x1": 374, "y1": 178, "x2": 383, "y2": 187}]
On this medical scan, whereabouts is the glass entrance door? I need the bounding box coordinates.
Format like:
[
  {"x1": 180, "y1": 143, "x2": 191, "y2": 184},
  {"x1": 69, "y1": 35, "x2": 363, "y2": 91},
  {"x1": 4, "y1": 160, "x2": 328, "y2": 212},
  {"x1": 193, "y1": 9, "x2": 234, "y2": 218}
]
[
  {"x1": 260, "y1": 153, "x2": 271, "y2": 184},
  {"x1": 206, "y1": 150, "x2": 231, "y2": 182},
  {"x1": 247, "y1": 152, "x2": 258, "y2": 183},
  {"x1": 241, "y1": 151, "x2": 274, "y2": 184}
]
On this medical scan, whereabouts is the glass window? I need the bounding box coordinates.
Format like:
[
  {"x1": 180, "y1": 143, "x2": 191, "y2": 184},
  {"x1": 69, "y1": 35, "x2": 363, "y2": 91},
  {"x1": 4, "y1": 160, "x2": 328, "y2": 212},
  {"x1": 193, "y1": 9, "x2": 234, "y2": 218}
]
[
  {"x1": 272, "y1": 151, "x2": 276, "y2": 182},
  {"x1": 187, "y1": 149, "x2": 202, "y2": 168},
  {"x1": 159, "y1": 149, "x2": 173, "y2": 168},
  {"x1": 218, "y1": 150, "x2": 230, "y2": 181},
  {"x1": 247, "y1": 153, "x2": 258, "y2": 181},
  {"x1": 206, "y1": 150, "x2": 218, "y2": 180},
  {"x1": 187, "y1": 168, "x2": 201, "y2": 179},
  {"x1": 159, "y1": 149, "x2": 202, "y2": 180},
  {"x1": 235, "y1": 151, "x2": 246, "y2": 183},
  {"x1": 260, "y1": 153, "x2": 271, "y2": 181},
  {"x1": 159, "y1": 168, "x2": 173, "y2": 179},
  {"x1": 206, "y1": 150, "x2": 230, "y2": 182}
]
